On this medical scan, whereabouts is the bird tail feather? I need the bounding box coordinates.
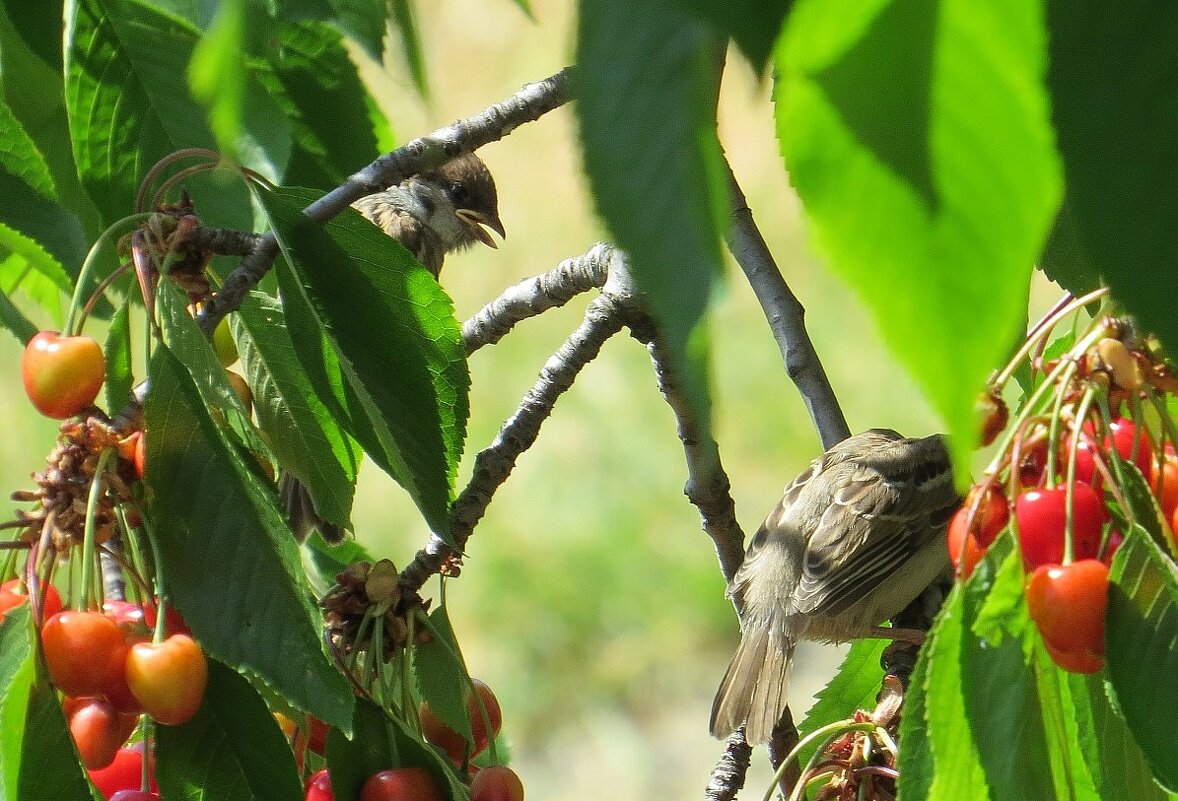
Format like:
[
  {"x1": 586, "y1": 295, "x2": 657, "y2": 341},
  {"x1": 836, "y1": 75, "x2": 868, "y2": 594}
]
[{"x1": 710, "y1": 620, "x2": 795, "y2": 745}]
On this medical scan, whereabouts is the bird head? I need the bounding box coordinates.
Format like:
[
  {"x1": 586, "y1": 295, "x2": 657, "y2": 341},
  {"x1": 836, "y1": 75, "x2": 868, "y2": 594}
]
[{"x1": 412, "y1": 152, "x2": 506, "y2": 252}]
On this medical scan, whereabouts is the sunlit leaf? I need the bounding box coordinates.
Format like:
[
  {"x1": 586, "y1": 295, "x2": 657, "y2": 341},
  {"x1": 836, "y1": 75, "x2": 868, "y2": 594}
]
[
  {"x1": 256, "y1": 186, "x2": 469, "y2": 539},
  {"x1": 775, "y1": 0, "x2": 1062, "y2": 479},
  {"x1": 144, "y1": 341, "x2": 353, "y2": 730},
  {"x1": 577, "y1": 0, "x2": 727, "y2": 442}
]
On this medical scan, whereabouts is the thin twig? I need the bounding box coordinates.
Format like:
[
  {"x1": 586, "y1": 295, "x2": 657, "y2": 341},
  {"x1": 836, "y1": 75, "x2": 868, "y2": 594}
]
[
  {"x1": 396, "y1": 279, "x2": 627, "y2": 595},
  {"x1": 704, "y1": 730, "x2": 754, "y2": 801},
  {"x1": 463, "y1": 243, "x2": 612, "y2": 354},
  {"x1": 724, "y1": 160, "x2": 849, "y2": 449},
  {"x1": 198, "y1": 67, "x2": 575, "y2": 338}
]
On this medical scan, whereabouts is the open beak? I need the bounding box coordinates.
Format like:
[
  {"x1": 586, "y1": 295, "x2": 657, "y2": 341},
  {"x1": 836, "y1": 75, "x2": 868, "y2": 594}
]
[{"x1": 456, "y1": 209, "x2": 506, "y2": 249}]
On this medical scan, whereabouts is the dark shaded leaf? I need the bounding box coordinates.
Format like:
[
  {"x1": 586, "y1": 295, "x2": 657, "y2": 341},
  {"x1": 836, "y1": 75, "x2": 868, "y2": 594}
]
[
  {"x1": 256, "y1": 186, "x2": 469, "y2": 539},
  {"x1": 390, "y1": 0, "x2": 428, "y2": 97},
  {"x1": 0, "y1": 284, "x2": 38, "y2": 344},
  {"x1": 144, "y1": 341, "x2": 353, "y2": 730},
  {"x1": 413, "y1": 605, "x2": 473, "y2": 748},
  {"x1": 255, "y1": 22, "x2": 384, "y2": 190},
  {"x1": 1105, "y1": 528, "x2": 1178, "y2": 792},
  {"x1": 576, "y1": 0, "x2": 726, "y2": 443},
  {"x1": 156, "y1": 660, "x2": 303, "y2": 801},
  {"x1": 775, "y1": 0, "x2": 1062, "y2": 479},
  {"x1": 672, "y1": 0, "x2": 790, "y2": 72},
  {"x1": 235, "y1": 291, "x2": 360, "y2": 536},
  {"x1": 1043, "y1": 1, "x2": 1178, "y2": 358},
  {"x1": 325, "y1": 0, "x2": 386, "y2": 61}
]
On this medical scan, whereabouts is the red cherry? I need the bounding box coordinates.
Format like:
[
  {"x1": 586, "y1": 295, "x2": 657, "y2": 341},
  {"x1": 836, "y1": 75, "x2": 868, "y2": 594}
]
[
  {"x1": 470, "y1": 765, "x2": 525, "y2": 801},
  {"x1": 305, "y1": 769, "x2": 335, "y2": 801},
  {"x1": 1026, "y1": 560, "x2": 1107, "y2": 673},
  {"x1": 1102, "y1": 530, "x2": 1124, "y2": 566},
  {"x1": 360, "y1": 768, "x2": 442, "y2": 801},
  {"x1": 1150, "y1": 450, "x2": 1178, "y2": 520},
  {"x1": 1014, "y1": 485, "x2": 1106, "y2": 570},
  {"x1": 947, "y1": 508, "x2": 985, "y2": 579},
  {"x1": 125, "y1": 633, "x2": 208, "y2": 725},
  {"x1": 420, "y1": 678, "x2": 503, "y2": 762},
  {"x1": 109, "y1": 792, "x2": 161, "y2": 801},
  {"x1": 41, "y1": 611, "x2": 129, "y2": 698},
  {"x1": 0, "y1": 578, "x2": 62, "y2": 623},
  {"x1": 1068, "y1": 418, "x2": 1152, "y2": 486},
  {"x1": 88, "y1": 743, "x2": 156, "y2": 799},
  {"x1": 65, "y1": 696, "x2": 137, "y2": 770},
  {"x1": 21, "y1": 331, "x2": 105, "y2": 418},
  {"x1": 308, "y1": 716, "x2": 329, "y2": 755}
]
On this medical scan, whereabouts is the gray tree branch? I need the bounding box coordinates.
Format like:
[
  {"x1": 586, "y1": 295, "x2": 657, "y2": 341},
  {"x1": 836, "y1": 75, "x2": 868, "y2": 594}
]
[{"x1": 724, "y1": 161, "x2": 849, "y2": 449}]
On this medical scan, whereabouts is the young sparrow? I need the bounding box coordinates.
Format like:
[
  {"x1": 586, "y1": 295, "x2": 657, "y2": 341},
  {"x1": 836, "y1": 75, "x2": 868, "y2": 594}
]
[
  {"x1": 710, "y1": 429, "x2": 959, "y2": 745},
  {"x1": 281, "y1": 152, "x2": 505, "y2": 543}
]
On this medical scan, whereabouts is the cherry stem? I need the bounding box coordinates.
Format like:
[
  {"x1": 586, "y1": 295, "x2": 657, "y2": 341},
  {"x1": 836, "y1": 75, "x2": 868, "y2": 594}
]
[
  {"x1": 138, "y1": 514, "x2": 170, "y2": 644},
  {"x1": 76, "y1": 260, "x2": 133, "y2": 334},
  {"x1": 79, "y1": 448, "x2": 116, "y2": 609},
  {"x1": 991, "y1": 288, "x2": 1108, "y2": 389},
  {"x1": 135, "y1": 149, "x2": 221, "y2": 212},
  {"x1": 762, "y1": 720, "x2": 875, "y2": 801},
  {"x1": 65, "y1": 214, "x2": 152, "y2": 337},
  {"x1": 1064, "y1": 387, "x2": 1097, "y2": 565},
  {"x1": 1045, "y1": 359, "x2": 1081, "y2": 490}
]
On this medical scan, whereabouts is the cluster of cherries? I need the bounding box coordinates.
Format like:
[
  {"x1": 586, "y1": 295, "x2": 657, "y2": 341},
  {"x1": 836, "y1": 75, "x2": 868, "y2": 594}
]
[
  {"x1": 299, "y1": 679, "x2": 524, "y2": 801},
  {"x1": 948, "y1": 308, "x2": 1177, "y2": 674},
  {"x1": 16, "y1": 326, "x2": 525, "y2": 798}
]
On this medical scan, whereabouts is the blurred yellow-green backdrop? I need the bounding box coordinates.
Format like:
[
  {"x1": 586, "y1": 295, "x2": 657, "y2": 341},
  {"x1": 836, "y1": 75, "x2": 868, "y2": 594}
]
[{"x1": 0, "y1": 1, "x2": 1061, "y2": 798}]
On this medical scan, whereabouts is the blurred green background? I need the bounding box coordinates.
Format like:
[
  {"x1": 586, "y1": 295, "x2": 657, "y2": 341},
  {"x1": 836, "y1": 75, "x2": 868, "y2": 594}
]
[{"x1": 0, "y1": 1, "x2": 1063, "y2": 799}]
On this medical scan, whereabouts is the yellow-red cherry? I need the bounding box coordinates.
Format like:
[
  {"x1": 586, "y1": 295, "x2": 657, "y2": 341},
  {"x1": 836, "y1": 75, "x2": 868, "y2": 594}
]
[
  {"x1": 22, "y1": 331, "x2": 105, "y2": 418},
  {"x1": 125, "y1": 633, "x2": 208, "y2": 725}
]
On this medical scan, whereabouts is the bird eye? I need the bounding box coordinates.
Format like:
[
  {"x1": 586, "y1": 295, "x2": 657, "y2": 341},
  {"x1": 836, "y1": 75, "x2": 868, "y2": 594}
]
[{"x1": 449, "y1": 182, "x2": 470, "y2": 205}]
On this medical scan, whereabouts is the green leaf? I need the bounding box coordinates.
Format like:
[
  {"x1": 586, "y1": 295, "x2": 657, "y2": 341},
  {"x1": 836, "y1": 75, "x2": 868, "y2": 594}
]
[
  {"x1": 896, "y1": 632, "x2": 934, "y2": 800},
  {"x1": 672, "y1": 0, "x2": 791, "y2": 72},
  {"x1": 959, "y1": 552, "x2": 1057, "y2": 801},
  {"x1": 20, "y1": 687, "x2": 91, "y2": 801},
  {"x1": 920, "y1": 586, "x2": 990, "y2": 799},
  {"x1": 1115, "y1": 464, "x2": 1176, "y2": 558},
  {"x1": 0, "y1": 283, "x2": 38, "y2": 344},
  {"x1": 0, "y1": 207, "x2": 81, "y2": 312},
  {"x1": 326, "y1": 699, "x2": 467, "y2": 801},
  {"x1": 144, "y1": 341, "x2": 354, "y2": 730},
  {"x1": 1105, "y1": 529, "x2": 1178, "y2": 792},
  {"x1": 157, "y1": 283, "x2": 267, "y2": 458},
  {"x1": 255, "y1": 186, "x2": 470, "y2": 539},
  {"x1": 1032, "y1": 649, "x2": 1100, "y2": 801},
  {"x1": 303, "y1": 533, "x2": 373, "y2": 589},
  {"x1": 0, "y1": 606, "x2": 34, "y2": 801},
  {"x1": 255, "y1": 22, "x2": 384, "y2": 190},
  {"x1": 795, "y1": 639, "x2": 884, "y2": 768},
  {"x1": 103, "y1": 301, "x2": 133, "y2": 412},
  {"x1": 325, "y1": 0, "x2": 386, "y2": 62},
  {"x1": 576, "y1": 0, "x2": 727, "y2": 443},
  {"x1": 188, "y1": 0, "x2": 245, "y2": 155},
  {"x1": 0, "y1": 0, "x2": 63, "y2": 68},
  {"x1": 389, "y1": 0, "x2": 428, "y2": 97},
  {"x1": 1070, "y1": 671, "x2": 1171, "y2": 801},
  {"x1": 970, "y1": 538, "x2": 1029, "y2": 653},
  {"x1": 1042, "y1": 1, "x2": 1178, "y2": 359},
  {"x1": 156, "y1": 660, "x2": 303, "y2": 801},
  {"x1": 412, "y1": 605, "x2": 473, "y2": 749},
  {"x1": 64, "y1": 0, "x2": 287, "y2": 228},
  {"x1": 0, "y1": 95, "x2": 55, "y2": 200},
  {"x1": 775, "y1": 0, "x2": 1063, "y2": 478},
  {"x1": 235, "y1": 291, "x2": 359, "y2": 533}
]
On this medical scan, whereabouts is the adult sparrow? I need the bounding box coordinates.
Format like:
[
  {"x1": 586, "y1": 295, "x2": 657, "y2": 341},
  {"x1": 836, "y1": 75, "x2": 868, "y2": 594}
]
[
  {"x1": 281, "y1": 152, "x2": 505, "y2": 543},
  {"x1": 710, "y1": 429, "x2": 959, "y2": 745}
]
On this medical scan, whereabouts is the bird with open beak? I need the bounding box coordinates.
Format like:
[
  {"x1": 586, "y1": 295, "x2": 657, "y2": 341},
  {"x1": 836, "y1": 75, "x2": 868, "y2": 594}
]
[
  {"x1": 281, "y1": 151, "x2": 505, "y2": 544},
  {"x1": 352, "y1": 151, "x2": 506, "y2": 277}
]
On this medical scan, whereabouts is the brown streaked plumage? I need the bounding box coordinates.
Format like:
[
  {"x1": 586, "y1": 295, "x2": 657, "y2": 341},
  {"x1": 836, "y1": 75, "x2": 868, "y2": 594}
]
[
  {"x1": 351, "y1": 152, "x2": 505, "y2": 277},
  {"x1": 710, "y1": 429, "x2": 959, "y2": 745}
]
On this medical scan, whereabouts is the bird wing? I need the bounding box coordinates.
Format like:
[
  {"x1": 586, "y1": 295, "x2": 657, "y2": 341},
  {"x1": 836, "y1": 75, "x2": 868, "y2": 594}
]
[{"x1": 792, "y1": 437, "x2": 957, "y2": 618}]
